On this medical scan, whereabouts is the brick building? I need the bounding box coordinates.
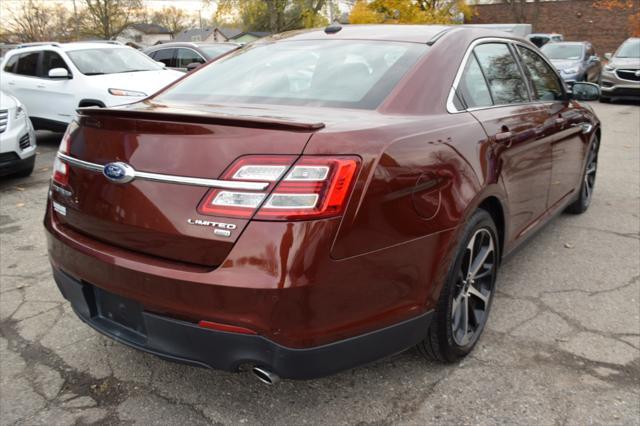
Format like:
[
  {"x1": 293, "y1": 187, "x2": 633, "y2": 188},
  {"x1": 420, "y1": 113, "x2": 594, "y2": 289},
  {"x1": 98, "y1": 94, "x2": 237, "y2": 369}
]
[{"x1": 470, "y1": 0, "x2": 639, "y2": 55}]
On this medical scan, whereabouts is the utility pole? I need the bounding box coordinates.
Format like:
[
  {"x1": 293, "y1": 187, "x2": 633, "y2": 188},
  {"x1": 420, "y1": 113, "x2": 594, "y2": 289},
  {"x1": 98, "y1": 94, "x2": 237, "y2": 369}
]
[{"x1": 72, "y1": 0, "x2": 80, "y2": 41}]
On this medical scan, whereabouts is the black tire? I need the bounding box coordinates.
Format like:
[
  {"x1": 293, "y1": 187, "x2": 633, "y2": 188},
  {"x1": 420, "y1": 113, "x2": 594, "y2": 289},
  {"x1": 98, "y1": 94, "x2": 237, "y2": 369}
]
[
  {"x1": 418, "y1": 209, "x2": 499, "y2": 363},
  {"x1": 565, "y1": 135, "x2": 599, "y2": 214}
]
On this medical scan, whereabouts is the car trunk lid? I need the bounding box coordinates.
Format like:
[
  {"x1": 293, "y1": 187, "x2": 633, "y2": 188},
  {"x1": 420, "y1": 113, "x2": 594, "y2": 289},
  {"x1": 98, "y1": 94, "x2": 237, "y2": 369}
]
[{"x1": 54, "y1": 104, "x2": 321, "y2": 266}]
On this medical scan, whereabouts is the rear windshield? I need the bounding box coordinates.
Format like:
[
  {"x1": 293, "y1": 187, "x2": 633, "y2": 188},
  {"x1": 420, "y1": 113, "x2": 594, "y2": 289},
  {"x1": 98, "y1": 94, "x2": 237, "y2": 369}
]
[{"x1": 155, "y1": 40, "x2": 427, "y2": 109}]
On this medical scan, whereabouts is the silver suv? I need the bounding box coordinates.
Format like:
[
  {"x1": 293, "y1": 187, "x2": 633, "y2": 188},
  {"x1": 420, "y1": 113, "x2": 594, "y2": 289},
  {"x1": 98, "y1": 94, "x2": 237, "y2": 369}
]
[{"x1": 599, "y1": 38, "x2": 640, "y2": 102}]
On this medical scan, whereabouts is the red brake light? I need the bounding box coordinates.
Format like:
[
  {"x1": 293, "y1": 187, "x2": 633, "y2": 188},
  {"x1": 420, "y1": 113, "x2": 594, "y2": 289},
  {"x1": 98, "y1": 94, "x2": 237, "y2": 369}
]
[
  {"x1": 197, "y1": 155, "x2": 360, "y2": 221},
  {"x1": 52, "y1": 123, "x2": 75, "y2": 188},
  {"x1": 255, "y1": 157, "x2": 359, "y2": 220},
  {"x1": 198, "y1": 155, "x2": 296, "y2": 218}
]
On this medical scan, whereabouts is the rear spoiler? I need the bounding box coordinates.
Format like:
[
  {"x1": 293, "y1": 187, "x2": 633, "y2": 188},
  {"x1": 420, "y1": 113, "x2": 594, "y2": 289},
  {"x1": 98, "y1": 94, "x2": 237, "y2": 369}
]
[{"x1": 76, "y1": 106, "x2": 325, "y2": 132}]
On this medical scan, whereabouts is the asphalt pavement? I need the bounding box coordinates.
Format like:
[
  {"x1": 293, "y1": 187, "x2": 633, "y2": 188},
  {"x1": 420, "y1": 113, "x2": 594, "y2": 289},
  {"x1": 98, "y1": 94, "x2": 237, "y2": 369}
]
[{"x1": 1, "y1": 101, "x2": 638, "y2": 425}]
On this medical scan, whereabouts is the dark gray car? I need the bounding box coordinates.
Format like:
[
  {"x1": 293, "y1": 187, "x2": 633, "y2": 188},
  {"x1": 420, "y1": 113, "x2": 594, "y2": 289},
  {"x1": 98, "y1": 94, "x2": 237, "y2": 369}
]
[
  {"x1": 144, "y1": 42, "x2": 241, "y2": 72},
  {"x1": 541, "y1": 41, "x2": 601, "y2": 85}
]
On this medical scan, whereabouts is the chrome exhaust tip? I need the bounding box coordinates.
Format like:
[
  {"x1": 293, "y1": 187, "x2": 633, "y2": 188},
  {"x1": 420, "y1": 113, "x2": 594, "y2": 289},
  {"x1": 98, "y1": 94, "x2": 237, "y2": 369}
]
[{"x1": 252, "y1": 366, "x2": 280, "y2": 385}]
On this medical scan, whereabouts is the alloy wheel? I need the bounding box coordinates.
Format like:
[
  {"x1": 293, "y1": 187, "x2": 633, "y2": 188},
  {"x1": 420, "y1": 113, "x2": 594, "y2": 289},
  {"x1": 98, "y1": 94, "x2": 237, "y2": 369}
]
[
  {"x1": 451, "y1": 228, "x2": 496, "y2": 346},
  {"x1": 583, "y1": 142, "x2": 598, "y2": 204}
]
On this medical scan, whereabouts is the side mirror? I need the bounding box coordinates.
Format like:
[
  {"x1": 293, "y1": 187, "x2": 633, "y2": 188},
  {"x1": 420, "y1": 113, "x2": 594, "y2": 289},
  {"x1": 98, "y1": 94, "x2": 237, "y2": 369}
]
[
  {"x1": 155, "y1": 61, "x2": 166, "y2": 68},
  {"x1": 186, "y1": 62, "x2": 202, "y2": 72},
  {"x1": 589, "y1": 55, "x2": 599, "y2": 63},
  {"x1": 604, "y1": 52, "x2": 612, "y2": 60},
  {"x1": 48, "y1": 68, "x2": 70, "y2": 79},
  {"x1": 571, "y1": 82, "x2": 600, "y2": 101}
]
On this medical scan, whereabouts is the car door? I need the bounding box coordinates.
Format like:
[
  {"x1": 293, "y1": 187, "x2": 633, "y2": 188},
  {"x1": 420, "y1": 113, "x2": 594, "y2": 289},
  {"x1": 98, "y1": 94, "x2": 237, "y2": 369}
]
[
  {"x1": 36, "y1": 50, "x2": 77, "y2": 123},
  {"x1": 175, "y1": 48, "x2": 205, "y2": 72},
  {"x1": 3, "y1": 51, "x2": 42, "y2": 119},
  {"x1": 515, "y1": 45, "x2": 587, "y2": 210},
  {"x1": 456, "y1": 42, "x2": 555, "y2": 242}
]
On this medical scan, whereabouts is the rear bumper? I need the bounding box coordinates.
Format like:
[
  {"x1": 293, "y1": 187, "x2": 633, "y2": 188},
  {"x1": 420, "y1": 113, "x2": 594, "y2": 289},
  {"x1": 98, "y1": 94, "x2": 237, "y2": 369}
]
[
  {"x1": 53, "y1": 267, "x2": 433, "y2": 379},
  {"x1": 0, "y1": 152, "x2": 35, "y2": 177}
]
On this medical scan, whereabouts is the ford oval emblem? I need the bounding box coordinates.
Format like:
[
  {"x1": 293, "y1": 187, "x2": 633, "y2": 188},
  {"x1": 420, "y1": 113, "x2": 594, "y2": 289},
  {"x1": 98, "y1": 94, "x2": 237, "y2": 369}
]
[{"x1": 103, "y1": 162, "x2": 135, "y2": 183}]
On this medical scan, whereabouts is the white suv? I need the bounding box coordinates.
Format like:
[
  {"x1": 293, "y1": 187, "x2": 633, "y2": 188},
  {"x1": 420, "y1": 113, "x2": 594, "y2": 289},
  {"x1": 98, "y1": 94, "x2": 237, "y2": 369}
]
[
  {"x1": 0, "y1": 42, "x2": 183, "y2": 132},
  {"x1": 0, "y1": 91, "x2": 36, "y2": 177}
]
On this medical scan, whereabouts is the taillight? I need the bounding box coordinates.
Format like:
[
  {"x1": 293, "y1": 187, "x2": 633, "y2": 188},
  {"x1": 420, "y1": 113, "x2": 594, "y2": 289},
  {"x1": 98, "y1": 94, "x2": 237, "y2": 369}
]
[
  {"x1": 52, "y1": 121, "x2": 76, "y2": 188},
  {"x1": 198, "y1": 155, "x2": 360, "y2": 221}
]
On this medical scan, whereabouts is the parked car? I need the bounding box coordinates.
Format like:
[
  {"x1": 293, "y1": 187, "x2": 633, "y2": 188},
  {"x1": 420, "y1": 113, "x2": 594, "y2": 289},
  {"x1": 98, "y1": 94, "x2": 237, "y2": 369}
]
[
  {"x1": 541, "y1": 41, "x2": 602, "y2": 85},
  {"x1": 0, "y1": 42, "x2": 183, "y2": 132},
  {"x1": 144, "y1": 42, "x2": 241, "y2": 72},
  {"x1": 527, "y1": 33, "x2": 563, "y2": 48},
  {"x1": 46, "y1": 25, "x2": 601, "y2": 383},
  {"x1": 0, "y1": 90, "x2": 36, "y2": 177},
  {"x1": 599, "y1": 37, "x2": 640, "y2": 103}
]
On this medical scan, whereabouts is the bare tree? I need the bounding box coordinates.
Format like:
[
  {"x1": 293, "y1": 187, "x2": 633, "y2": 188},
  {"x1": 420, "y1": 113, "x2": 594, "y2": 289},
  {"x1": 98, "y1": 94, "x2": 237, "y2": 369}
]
[
  {"x1": 82, "y1": 0, "x2": 143, "y2": 40},
  {"x1": 152, "y1": 6, "x2": 195, "y2": 36},
  {"x1": 7, "y1": 0, "x2": 53, "y2": 42}
]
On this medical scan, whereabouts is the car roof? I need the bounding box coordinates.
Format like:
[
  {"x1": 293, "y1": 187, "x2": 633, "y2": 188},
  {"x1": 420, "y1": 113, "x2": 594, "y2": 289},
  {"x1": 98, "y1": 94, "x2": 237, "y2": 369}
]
[
  {"x1": 145, "y1": 42, "x2": 240, "y2": 51},
  {"x1": 542, "y1": 41, "x2": 586, "y2": 46},
  {"x1": 267, "y1": 24, "x2": 454, "y2": 44},
  {"x1": 8, "y1": 41, "x2": 128, "y2": 55}
]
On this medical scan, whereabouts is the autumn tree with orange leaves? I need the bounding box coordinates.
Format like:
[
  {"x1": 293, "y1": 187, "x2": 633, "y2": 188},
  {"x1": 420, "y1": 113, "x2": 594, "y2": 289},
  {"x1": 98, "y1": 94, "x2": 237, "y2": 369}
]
[{"x1": 593, "y1": 0, "x2": 640, "y2": 37}]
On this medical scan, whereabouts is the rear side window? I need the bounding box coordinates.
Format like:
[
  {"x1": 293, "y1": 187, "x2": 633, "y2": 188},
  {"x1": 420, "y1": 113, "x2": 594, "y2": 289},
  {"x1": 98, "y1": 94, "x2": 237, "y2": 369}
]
[
  {"x1": 16, "y1": 52, "x2": 40, "y2": 76},
  {"x1": 176, "y1": 48, "x2": 204, "y2": 68},
  {"x1": 474, "y1": 43, "x2": 529, "y2": 105},
  {"x1": 3, "y1": 54, "x2": 19, "y2": 73},
  {"x1": 517, "y1": 46, "x2": 564, "y2": 101},
  {"x1": 457, "y1": 53, "x2": 493, "y2": 109},
  {"x1": 152, "y1": 48, "x2": 176, "y2": 68},
  {"x1": 42, "y1": 51, "x2": 70, "y2": 77}
]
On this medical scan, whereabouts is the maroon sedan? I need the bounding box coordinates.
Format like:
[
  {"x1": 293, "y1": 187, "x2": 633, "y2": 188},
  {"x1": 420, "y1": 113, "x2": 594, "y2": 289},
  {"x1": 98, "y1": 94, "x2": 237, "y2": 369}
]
[{"x1": 45, "y1": 25, "x2": 601, "y2": 383}]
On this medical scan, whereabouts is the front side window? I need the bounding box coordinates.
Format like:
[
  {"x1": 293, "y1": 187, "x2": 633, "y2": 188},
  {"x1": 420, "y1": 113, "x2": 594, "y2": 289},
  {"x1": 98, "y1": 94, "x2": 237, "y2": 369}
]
[
  {"x1": 176, "y1": 48, "x2": 204, "y2": 68},
  {"x1": 42, "y1": 51, "x2": 70, "y2": 77},
  {"x1": 156, "y1": 40, "x2": 427, "y2": 110},
  {"x1": 457, "y1": 53, "x2": 493, "y2": 109},
  {"x1": 517, "y1": 46, "x2": 564, "y2": 101},
  {"x1": 67, "y1": 47, "x2": 163, "y2": 75},
  {"x1": 151, "y1": 49, "x2": 176, "y2": 68},
  {"x1": 16, "y1": 52, "x2": 40, "y2": 76},
  {"x1": 474, "y1": 43, "x2": 529, "y2": 105}
]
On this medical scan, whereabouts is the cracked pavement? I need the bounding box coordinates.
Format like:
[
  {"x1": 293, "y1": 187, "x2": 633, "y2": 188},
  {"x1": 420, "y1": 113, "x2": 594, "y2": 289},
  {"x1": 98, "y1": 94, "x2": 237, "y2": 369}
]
[{"x1": 1, "y1": 102, "x2": 639, "y2": 425}]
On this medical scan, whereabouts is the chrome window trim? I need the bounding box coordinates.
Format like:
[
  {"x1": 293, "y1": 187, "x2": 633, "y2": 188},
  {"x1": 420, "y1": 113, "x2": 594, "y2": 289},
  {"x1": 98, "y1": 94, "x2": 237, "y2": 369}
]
[
  {"x1": 446, "y1": 37, "x2": 566, "y2": 114},
  {"x1": 57, "y1": 152, "x2": 270, "y2": 190}
]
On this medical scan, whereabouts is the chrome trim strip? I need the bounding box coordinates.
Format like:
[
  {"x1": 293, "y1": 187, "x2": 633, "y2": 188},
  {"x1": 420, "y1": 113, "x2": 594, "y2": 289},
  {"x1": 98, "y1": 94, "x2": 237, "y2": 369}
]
[
  {"x1": 58, "y1": 153, "x2": 104, "y2": 172},
  {"x1": 57, "y1": 153, "x2": 270, "y2": 190},
  {"x1": 446, "y1": 37, "x2": 566, "y2": 114}
]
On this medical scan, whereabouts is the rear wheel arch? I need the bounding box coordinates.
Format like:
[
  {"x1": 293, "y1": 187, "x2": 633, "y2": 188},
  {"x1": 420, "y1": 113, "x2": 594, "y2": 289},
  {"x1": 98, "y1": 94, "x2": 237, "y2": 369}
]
[{"x1": 477, "y1": 196, "x2": 505, "y2": 261}]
